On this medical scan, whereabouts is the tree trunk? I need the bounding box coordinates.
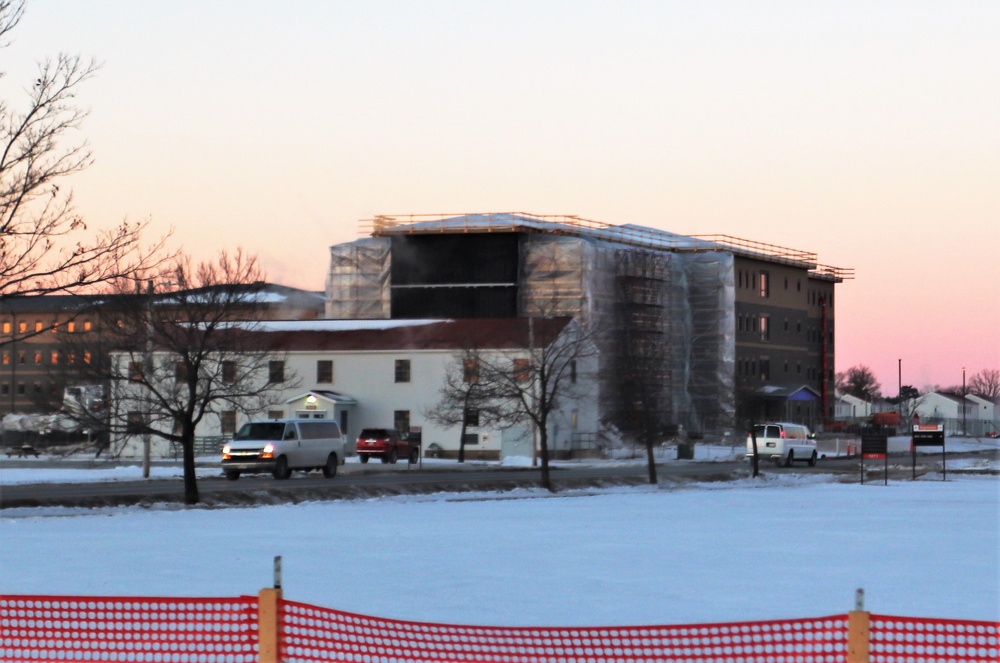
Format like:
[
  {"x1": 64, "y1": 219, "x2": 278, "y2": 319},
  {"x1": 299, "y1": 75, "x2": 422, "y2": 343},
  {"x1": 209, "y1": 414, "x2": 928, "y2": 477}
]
[
  {"x1": 644, "y1": 440, "x2": 658, "y2": 484},
  {"x1": 458, "y1": 421, "x2": 467, "y2": 463},
  {"x1": 181, "y1": 434, "x2": 199, "y2": 505},
  {"x1": 538, "y1": 427, "x2": 552, "y2": 492}
]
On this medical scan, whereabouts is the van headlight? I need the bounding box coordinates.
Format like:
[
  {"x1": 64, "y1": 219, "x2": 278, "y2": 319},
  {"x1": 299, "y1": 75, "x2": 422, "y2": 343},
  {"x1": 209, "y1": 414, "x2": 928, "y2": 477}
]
[
  {"x1": 222, "y1": 444, "x2": 231, "y2": 460},
  {"x1": 261, "y1": 443, "x2": 275, "y2": 459}
]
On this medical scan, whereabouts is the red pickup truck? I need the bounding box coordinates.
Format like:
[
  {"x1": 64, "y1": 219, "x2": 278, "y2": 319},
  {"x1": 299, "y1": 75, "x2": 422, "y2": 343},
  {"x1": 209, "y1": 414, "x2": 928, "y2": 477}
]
[{"x1": 356, "y1": 428, "x2": 420, "y2": 464}]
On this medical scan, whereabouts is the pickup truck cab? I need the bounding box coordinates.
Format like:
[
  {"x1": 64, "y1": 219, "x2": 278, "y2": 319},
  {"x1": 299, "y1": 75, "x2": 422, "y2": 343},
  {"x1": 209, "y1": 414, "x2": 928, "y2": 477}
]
[
  {"x1": 356, "y1": 428, "x2": 419, "y2": 464},
  {"x1": 746, "y1": 422, "x2": 817, "y2": 467},
  {"x1": 222, "y1": 419, "x2": 345, "y2": 480}
]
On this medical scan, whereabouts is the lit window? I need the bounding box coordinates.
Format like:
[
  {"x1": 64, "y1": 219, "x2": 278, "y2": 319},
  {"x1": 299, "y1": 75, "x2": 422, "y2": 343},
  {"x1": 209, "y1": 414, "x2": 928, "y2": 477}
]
[
  {"x1": 83, "y1": 321, "x2": 92, "y2": 332},
  {"x1": 465, "y1": 358, "x2": 482, "y2": 383},
  {"x1": 67, "y1": 321, "x2": 75, "y2": 333},
  {"x1": 759, "y1": 316, "x2": 769, "y2": 342},
  {"x1": 50, "y1": 351, "x2": 59, "y2": 364},
  {"x1": 18, "y1": 321, "x2": 26, "y2": 333},
  {"x1": 2, "y1": 322, "x2": 10, "y2": 334},
  {"x1": 35, "y1": 321, "x2": 43, "y2": 332},
  {"x1": 759, "y1": 272, "x2": 769, "y2": 298},
  {"x1": 34, "y1": 351, "x2": 42, "y2": 364}
]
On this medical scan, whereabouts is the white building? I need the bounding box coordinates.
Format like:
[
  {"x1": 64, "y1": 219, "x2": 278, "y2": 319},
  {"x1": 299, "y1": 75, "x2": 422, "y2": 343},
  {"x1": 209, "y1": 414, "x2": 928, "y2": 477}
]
[
  {"x1": 908, "y1": 391, "x2": 997, "y2": 436},
  {"x1": 112, "y1": 318, "x2": 600, "y2": 461}
]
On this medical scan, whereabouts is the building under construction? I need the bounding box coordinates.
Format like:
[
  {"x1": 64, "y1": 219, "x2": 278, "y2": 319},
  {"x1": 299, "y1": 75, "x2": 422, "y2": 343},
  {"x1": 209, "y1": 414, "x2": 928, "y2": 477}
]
[{"x1": 326, "y1": 213, "x2": 851, "y2": 439}]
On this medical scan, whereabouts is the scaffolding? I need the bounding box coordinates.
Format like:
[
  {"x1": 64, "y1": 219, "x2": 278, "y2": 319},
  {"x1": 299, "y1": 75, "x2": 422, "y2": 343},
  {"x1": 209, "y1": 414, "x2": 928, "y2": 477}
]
[{"x1": 328, "y1": 213, "x2": 841, "y2": 435}]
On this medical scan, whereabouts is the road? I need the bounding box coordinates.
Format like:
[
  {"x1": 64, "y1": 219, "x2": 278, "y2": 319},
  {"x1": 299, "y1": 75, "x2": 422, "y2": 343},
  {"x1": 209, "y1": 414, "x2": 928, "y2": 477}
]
[{"x1": 1, "y1": 454, "x2": 874, "y2": 509}]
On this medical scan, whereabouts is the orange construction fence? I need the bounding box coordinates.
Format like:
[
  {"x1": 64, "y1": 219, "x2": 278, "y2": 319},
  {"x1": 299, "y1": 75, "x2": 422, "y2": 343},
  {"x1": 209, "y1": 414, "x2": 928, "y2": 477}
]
[{"x1": 1, "y1": 590, "x2": 997, "y2": 663}]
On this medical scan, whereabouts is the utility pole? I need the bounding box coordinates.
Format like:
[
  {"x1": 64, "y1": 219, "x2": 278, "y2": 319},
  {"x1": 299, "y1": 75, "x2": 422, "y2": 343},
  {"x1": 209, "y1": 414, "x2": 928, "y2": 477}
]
[{"x1": 962, "y1": 366, "x2": 967, "y2": 436}]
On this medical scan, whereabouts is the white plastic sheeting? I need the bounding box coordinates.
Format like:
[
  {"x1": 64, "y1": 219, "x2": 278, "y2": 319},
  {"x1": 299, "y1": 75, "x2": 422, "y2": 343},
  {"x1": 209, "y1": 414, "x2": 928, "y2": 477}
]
[{"x1": 325, "y1": 215, "x2": 736, "y2": 434}]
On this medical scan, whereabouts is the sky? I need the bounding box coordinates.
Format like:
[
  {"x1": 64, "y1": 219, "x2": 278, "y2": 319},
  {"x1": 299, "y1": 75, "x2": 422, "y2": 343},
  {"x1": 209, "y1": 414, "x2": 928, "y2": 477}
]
[
  {"x1": 2, "y1": 1, "x2": 997, "y2": 393},
  {"x1": 2, "y1": 462, "x2": 998, "y2": 626}
]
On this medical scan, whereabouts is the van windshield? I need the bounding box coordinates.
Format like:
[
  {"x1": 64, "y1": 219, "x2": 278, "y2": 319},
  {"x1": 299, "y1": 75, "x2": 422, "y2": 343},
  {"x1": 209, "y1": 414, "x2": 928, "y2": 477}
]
[{"x1": 234, "y1": 422, "x2": 286, "y2": 441}]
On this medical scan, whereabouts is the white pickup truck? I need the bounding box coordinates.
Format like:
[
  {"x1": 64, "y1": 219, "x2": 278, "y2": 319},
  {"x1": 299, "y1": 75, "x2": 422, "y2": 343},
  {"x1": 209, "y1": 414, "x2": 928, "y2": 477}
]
[{"x1": 221, "y1": 419, "x2": 345, "y2": 480}]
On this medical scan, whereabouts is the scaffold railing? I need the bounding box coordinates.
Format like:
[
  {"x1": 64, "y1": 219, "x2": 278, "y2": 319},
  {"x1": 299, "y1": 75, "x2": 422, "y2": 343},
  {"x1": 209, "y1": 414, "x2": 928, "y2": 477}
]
[{"x1": 359, "y1": 213, "x2": 851, "y2": 278}]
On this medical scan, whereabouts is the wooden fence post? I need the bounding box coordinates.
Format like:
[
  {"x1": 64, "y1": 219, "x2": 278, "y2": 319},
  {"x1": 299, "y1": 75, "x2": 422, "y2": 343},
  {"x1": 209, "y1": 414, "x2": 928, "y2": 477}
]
[
  {"x1": 258, "y1": 587, "x2": 282, "y2": 663},
  {"x1": 847, "y1": 588, "x2": 870, "y2": 663}
]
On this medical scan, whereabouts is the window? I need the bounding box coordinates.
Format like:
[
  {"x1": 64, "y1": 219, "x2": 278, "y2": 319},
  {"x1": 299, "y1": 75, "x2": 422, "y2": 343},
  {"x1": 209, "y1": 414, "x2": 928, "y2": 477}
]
[
  {"x1": 759, "y1": 272, "x2": 769, "y2": 298},
  {"x1": 18, "y1": 321, "x2": 26, "y2": 333},
  {"x1": 17, "y1": 351, "x2": 26, "y2": 364},
  {"x1": 0, "y1": 383, "x2": 7, "y2": 395},
  {"x1": 220, "y1": 411, "x2": 237, "y2": 435},
  {"x1": 2, "y1": 322, "x2": 10, "y2": 334},
  {"x1": 513, "y1": 358, "x2": 530, "y2": 383},
  {"x1": 32, "y1": 381, "x2": 42, "y2": 394},
  {"x1": 394, "y1": 359, "x2": 411, "y2": 383},
  {"x1": 83, "y1": 351, "x2": 91, "y2": 364},
  {"x1": 83, "y1": 320, "x2": 92, "y2": 332},
  {"x1": 126, "y1": 411, "x2": 144, "y2": 435},
  {"x1": 129, "y1": 361, "x2": 144, "y2": 381},
  {"x1": 3, "y1": 352, "x2": 11, "y2": 365},
  {"x1": 34, "y1": 351, "x2": 42, "y2": 364},
  {"x1": 316, "y1": 360, "x2": 333, "y2": 383},
  {"x1": 35, "y1": 320, "x2": 43, "y2": 332},
  {"x1": 464, "y1": 408, "x2": 480, "y2": 427},
  {"x1": 759, "y1": 316, "x2": 769, "y2": 341},
  {"x1": 222, "y1": 361, "x2": 236, "y2": 384},
  {"x1": 463, "y1": 358, "x2": 481, "y2": 383},
  {"x1": 67, "y1": 321, "x2": 75, "y2": 333},
  {"x1": 394, "y1": 410, "x2": 410, "y2": 435},
  {"x1": 268, "y1": 360, "x2": 285, "y2": 383},
  {"x1": 17, "y1": 382, "x2": 25, "y2": 395},
  {"x1": 175, "y1": 361, "x2": 188, "y2": 382},
  {"x1": 50, "y1": 351, "x2": 58, "y2": 364},
  {"x1": 268, "y1": 410, "x2": 284, "y2": 420},
  {"x1": 462, "y1": 433, "x2": 479, "y2": 446},
  {"x1": 759, "y1": 359, "x2": 770, "y2": 382}
]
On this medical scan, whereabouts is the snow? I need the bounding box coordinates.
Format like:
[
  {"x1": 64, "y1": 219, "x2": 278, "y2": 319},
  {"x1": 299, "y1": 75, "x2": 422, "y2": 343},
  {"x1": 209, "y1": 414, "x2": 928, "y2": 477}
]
[{"x1": 2, "y1": 444, "x2": 998, "y2": 627}]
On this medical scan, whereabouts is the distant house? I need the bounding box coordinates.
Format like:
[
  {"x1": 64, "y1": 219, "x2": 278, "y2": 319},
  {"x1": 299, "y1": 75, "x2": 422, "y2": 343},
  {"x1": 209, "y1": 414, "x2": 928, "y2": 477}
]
[
  {"x1": 833, "y1": 392, "x2": 872, "y2": 421},
  {"x1": 110, "y1": 318, "x2": 600, "y2": 461},
  {"x1": 908, "y1": 391, "x2": 997, "y2": 436}
]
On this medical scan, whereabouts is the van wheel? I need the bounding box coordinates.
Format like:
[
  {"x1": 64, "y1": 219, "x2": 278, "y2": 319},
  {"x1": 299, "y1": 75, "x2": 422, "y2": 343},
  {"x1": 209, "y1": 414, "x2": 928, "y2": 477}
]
[
  {"x1": 784, "y1": 450, "x2": 794, "y2": 467},
  {"x1": 273, "y1": 456, "x2": 291, "y2": 480},
  {"x1": 224, "y1": 470, "x2": 240, "y2": 481},
  {"x1": 322, "y1": 453, "x2": 338, "y2": 478},
  {"x1": 409, "y1": 448, "x2": 419, "y2": 464},
  {"x1": 808, "y1": 451, "x2": 818, "y2": 467},
  {"x1": 388, "y1": 448, "x2": 398, "y2": 464},
  {"x1": 359, "y1": 455, "x2": 369, "y2": 464}
]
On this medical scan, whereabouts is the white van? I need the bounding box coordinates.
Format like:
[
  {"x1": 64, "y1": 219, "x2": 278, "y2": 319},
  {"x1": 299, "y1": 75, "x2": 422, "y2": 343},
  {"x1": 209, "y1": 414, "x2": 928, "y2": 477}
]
[
  {"x1": 745, "y1": 422, "x2": 817, "y2": 466},
  {"x1": 221, "y1": 419, "x2": 345, "y2": 480}
]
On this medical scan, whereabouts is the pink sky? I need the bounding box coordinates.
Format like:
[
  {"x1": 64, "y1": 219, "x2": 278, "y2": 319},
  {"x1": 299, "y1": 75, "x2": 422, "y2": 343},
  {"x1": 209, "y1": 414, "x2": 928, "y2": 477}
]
[{"x1": 4, "y1": 1, "x2": 997, "y2": 394}]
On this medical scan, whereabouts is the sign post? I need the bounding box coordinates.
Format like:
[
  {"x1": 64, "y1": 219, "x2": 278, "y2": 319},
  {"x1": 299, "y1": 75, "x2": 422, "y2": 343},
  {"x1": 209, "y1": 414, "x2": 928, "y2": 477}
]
[
  {"x1": 911, "y1": 424, "x2": 946, "y2": 481},
  {"x1": 860, "y1": 429, "x2": 888, "y2": 486}
]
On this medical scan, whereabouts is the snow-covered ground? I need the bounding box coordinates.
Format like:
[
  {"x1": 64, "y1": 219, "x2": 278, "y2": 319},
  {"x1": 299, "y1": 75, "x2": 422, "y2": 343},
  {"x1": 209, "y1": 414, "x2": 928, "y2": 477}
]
[{"x1": 1, "y1": 438, "x2": 998, "y2": 628}]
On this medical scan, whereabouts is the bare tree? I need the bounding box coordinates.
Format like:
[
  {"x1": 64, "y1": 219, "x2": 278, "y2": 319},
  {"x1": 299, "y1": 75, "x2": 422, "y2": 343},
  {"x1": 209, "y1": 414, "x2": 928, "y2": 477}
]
[
  {"x1": 836, "y1": 365, "x2": 881, "y2": 401},
  {"x1": 969, "y1": 368, "x2": 1000, "y2": 399},
  {"x1": 1, "y1": 1, "x2": 168, "y2": 315},
  {"x1": 423, "y1": 347, "x2": 520, "y2": 463},
  {"x1": 472, "y1": 316, "x2": 597, "y2": 492},
  {"x1": 60, "y1": 250, "x2": 297, "y2": 505}
]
